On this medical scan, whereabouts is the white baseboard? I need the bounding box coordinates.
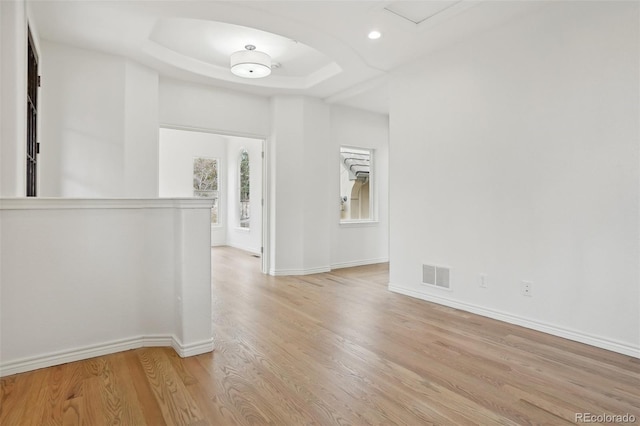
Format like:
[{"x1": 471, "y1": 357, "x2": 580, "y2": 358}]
[
  {"x1": 268, "y1": 259, "x2": 389, "y2": 276},
  {"x1": 226, "y1": 243, "x2": 261, "y2": 256},
  {"x1": 172, "y1": 337, "x2": 215, "y2": 358},
  {"x1": 269, "y1": 266, "x2": 331, "y2": 276},
  {"x1": 389, "y1": 284, "x2": 640, "y2": 359},
  {"x1": 0, "y1": 335, "x2": 214, "y2": 377},
  {"x1": 331, "y1": 257, "x2": 389, "y2": 270}
]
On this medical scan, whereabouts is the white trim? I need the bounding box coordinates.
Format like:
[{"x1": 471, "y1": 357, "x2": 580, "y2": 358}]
[
  {"x1": 339, "y1": 220, "x2": 379, "y2": 227},
  {"x1": 0, "y1": 336, "x2": 165, "y2": 377},
  {"x1": 331, "y1": 257, "x2": 388, "y2": 270},
  {"x1": 159, "y1": 123, "x2": 267, "y2": 141},
  {"x1": 421, "y1": 283, "x2": 453, "y2": 292},
  {"x1": 339, "y1": 145, "x2": 376, "y2": 223},
  {"x1": 269, "y1": 259, "x2": 389, "y2": 276},
  {"x1": 269, "y1": 266, "x2": 331, "y2": 276},
  {"x1": 262, "y1": 138, "x2": 270, "y2": 275},
  {"x1": 171, "y1": 337, "x2": 215, "y2": 358},
  {"x1": 388, "y1": 284, "x2": 640, "y2": 359},
  {"x1": 0, "y1": 198, "x2": 213, "y2": 210},
  {"x1": 0, "y1": 335, "x2": 215, "y2": 377},
  {"x1": 226, "y1": 243, "x2": 261, "y2": 256}
]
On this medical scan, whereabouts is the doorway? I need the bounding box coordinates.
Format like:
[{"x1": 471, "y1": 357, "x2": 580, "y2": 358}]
[
  {"x1": 158, "y1": 127, "x2": 266, "y2": 272},
  {"x1": 26, "y1": 28, "x2": 39, "y2": 196}
]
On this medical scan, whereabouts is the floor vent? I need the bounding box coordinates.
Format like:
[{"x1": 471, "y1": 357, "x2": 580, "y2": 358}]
[{"x1": 422, "y1": 264, "x2": 451, "y2": 289}]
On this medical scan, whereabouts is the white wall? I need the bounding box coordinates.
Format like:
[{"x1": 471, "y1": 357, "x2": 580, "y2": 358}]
[
  {"x1": 269, "y1": 96, "x2": 332, "y2": 275},
  {"x1": 124, "y1": 61, "x2": 159, "y2": 197},
  {"x1": 269, "y1": 96, "x2": 303, "y2": 274},
  {"x1": 0, "y1": 198, "x2": 213, "y2": 376},
  {"x1": 5, "y1": 31, "x2": 391, "y2": 278},
  {"x1": 40, "y1": 40, "x2": 124, "y2": 197},
  {"x1": 0, "y1": 2, "x2": 3, "y2": 193},
  {"x1": 389, "y1": 1, "x2": 639, "y2": 356},
  {"x1": 226, "y1": 136, "x2": 263, "y2": 254},
  {"x1": 330, "y1": 106, "x2": 389, "y2": 268},
  {"x1": 159, "y1": 128, "x2": 228, "y2": 246},
  {"x1": 0, "y1": 0, "x2": 27, "y2": 197},
  {"x1": 39, "y1": 41, "x2": 158, "y2": 197},
  {"x1": 303, "y1": 98, "x2": 332, "y2": 272},
  {"x1": 159, "y1": 79, "x2": 390, "y2": 274},
  {"x1": 159, "y1": 77, "x2": 270, "y2": 138},
  {"x1": 158, "y1": 78, "x2": 270, "y2": 253}
]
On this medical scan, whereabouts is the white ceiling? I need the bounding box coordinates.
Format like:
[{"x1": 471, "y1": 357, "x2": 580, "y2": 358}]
[
  {"x1": 149, "y1": 19, "x2": 335, "y2": 78},
  {"x1": 29, "y1": 1, "x2": 544, "y2": 115}
]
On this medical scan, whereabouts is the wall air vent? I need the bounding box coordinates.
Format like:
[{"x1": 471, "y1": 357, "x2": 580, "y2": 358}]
[
  {"x1": 422, "y1": 264, "x2": 451, "y2": 289},
  {"x1": 422, "y1": 264, "x2": 436, "y2": 285}
]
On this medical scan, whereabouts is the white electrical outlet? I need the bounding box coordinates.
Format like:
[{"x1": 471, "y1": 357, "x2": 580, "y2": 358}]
[
  {"x1": 521, "y1": 281, "x2": 533, "y2": 297},
  {"x1": 479, "y1": 274, "x2": 488, "y2": 288}
]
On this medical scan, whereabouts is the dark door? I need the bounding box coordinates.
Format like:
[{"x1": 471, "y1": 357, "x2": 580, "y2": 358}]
[{"x1": 26, "y1": 28, "x2": 39, "y2": 197}]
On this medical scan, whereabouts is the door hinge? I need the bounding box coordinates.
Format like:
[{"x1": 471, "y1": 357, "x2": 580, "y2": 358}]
[
  {"x1": 261, "y1": 198, "x2": 264, "y2": 207},
  {"x1": 36, "y1": 142, "x2": 41, "y2": 154},
  {"x1": 261, "y1": 151, "x2": 264, "y2": 159},
  {"x1": 37, "y1": 76, "x2": 41, "y2": 87},
  {"x1": 261, "y1": 246, "x2": 264, "y2": 254}
]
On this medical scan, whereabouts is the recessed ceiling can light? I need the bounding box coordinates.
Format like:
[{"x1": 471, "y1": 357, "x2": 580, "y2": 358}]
[
  {"x1": 230, "y1": 45, "x2": 272, "y2": 79},
  {"x1": 368, "y1": 30, "x2": 382, "y2": 40}
]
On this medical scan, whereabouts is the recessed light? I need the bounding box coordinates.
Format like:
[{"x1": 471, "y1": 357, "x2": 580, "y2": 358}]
[{"x1": 368, "y1": 30, "x2": 382, "y2": 40}]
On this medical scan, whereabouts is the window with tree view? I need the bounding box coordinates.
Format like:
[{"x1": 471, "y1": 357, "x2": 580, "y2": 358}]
[
  {"x1": 340, "y1": 147, "x2": 372, "y2": 222},
  {"x1": 239, "y1": 150, "x2": 250, "y2": 228},
  {"x1": 193, "y1": 157, "x2": 219, "y2": 225}
]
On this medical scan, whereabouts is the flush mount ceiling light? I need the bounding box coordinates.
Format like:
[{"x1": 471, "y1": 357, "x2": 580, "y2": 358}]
[
  {"x1": 368, "y1": 30, "x2": 382, "y2": 40},
  {"x1": 230, "y1": 45, "x2": 272, "y2": 78}
]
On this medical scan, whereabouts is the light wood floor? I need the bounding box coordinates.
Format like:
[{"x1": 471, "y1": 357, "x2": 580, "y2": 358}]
[{"x1": 2, "y1": 246, "x2": 639, "y2": 425}]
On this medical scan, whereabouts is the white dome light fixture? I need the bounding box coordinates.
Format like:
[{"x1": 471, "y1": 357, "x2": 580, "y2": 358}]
[{"x1": 230, "y1": 45, "x2": 272, "y2": 78}]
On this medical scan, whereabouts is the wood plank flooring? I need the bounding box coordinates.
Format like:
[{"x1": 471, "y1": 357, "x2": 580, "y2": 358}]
[{"x1": 2, "y1": 246, "x2": 639, "y2": 425}]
